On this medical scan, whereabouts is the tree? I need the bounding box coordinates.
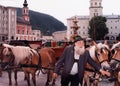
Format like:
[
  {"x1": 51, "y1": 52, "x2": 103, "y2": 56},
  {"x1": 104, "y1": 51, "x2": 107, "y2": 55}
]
[{"x1": 88, "y1": 16, "x2": 108, "y2": 40}]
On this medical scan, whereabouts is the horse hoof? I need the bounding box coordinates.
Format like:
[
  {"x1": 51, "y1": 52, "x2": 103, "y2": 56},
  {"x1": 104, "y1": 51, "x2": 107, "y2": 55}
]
[
  {"x1": 45, "y1": 83, "x2": 49, "y2": 86},
  {"x1": 15, "y1": 83, "x2": 18, "y2": 86},
  {"x1": 0, "y1": 74, "x2": 2, "y2": 77}
]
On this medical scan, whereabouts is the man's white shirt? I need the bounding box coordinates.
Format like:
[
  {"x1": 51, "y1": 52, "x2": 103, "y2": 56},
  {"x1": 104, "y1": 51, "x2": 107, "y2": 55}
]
[{"x1": 70, "y1": 51, "x2": 80, "y2": 75}]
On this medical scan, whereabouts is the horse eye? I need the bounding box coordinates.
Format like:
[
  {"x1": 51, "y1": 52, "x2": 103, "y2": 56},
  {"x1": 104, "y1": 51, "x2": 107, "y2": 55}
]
[
  {"x1": 111, "y1": 50, "x2": 115, "y2": 54},
  {"x1": 97, "y1": 53, "x2": 100, "y2": 57}
]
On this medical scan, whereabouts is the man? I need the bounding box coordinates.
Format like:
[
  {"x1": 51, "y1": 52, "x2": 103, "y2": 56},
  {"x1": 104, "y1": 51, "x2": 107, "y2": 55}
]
[{"x1": 53, "y1": 36, "x2": 110, "y2": 86}]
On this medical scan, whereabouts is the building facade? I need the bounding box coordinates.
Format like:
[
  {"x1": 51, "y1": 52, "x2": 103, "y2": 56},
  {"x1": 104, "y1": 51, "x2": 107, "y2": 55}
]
[
  {"x1": 0, "y1": 0, "x2": 41, "y2": 42},
  {"x1": 32, "y1": 30, "x2": 41, "y2": 40},
  {"x1": 52, "y1": 30, "x2": 67, "y2": 41},
  {"x1": 16, "y1": 0, "x2": 35, "y2": 41},
  {"x1": 67, "y1": 0, "x2": 120, "y2": 40},
  {"x1": 0, "y1": 5, "x2": 16, "y2": 42}
]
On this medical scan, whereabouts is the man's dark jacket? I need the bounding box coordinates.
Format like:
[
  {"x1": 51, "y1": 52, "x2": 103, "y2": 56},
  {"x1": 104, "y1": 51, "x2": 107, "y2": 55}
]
[{"x1": 54, "y1": 45, "x2": 101, "y2": 81}]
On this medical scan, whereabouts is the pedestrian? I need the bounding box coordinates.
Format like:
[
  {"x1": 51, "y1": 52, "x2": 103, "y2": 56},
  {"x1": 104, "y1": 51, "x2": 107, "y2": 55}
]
[{"x1": 53, "y1": 35, "x2": 110, "y2": 86}]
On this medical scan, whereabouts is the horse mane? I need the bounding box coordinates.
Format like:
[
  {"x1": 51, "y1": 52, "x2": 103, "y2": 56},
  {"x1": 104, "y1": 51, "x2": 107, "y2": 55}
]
[
  {"x1": 89, "y1": 43, "x2": 109, "y2": 59},
  {"x1": 12, "y1": 46, "x2": 36, "y2": 64},
  {"x1": 89, "y1": 46, "x2": 96, "y2": 58},
  {"x1": 111, "y1": 42, "x2": 120, "y2": 50},
  {"x1": 3, "y1": 43, "x2": 37, "y2": 64},
  {"x1": 3, "y1": 43, "x2": 14, "y2": 48}
]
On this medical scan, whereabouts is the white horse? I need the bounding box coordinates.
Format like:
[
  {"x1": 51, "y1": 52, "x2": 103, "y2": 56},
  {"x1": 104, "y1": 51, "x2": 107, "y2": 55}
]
[{"x1": 2, "y1": 43, "x2": 40, "y2": 86}]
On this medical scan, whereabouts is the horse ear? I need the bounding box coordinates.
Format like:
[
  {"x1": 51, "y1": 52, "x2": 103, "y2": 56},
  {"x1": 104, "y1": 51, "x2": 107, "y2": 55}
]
[
  {"x1": 8, "y1": 47, "x2": 12, "y2": 52},
  {"x1": 104, "y1": 40, "x2": 108, "y2": 45},
  {"x1": 93, "y1": 41, "x2": 98, "y2": 50},
  {"x1": 93, "y1": 41, "x2": 97, "y2": 47},
  {"x1": 0, "y1": 43, "x2": 3, "y2": 47}
]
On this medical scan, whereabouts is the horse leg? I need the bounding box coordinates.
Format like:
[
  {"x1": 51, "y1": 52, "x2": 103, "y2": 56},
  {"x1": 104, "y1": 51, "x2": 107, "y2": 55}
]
[
  {"x1": 24, "y1": 72, "x2": 27, "y2": 80},
  {"x1": 25, "y1": 72, "x2": 31, "y2": 86},
  {"x1": 0, "y1": 67, "x2": 2, "y2": 77},
  {"x1": 31, "y1": 72, "x2": 36, "y2": 86},
  {"x1": 93, "y1": 80, "x2": 98, "y2": 86},
  {"x1": 50, "y1": 69, "x2": 56, "y2": 86},
  {"x1": 46, "y1": 70, "x2": 50, "y2": 86},
  {"x1": 8, "y1": 70, "x2": 12, "y2": 86},
  {"x1": 114, "y1": 81, "x2": 120, "y2": 86},
  {"x1": 14, "y1": 69, "x2": 18, "y2": 86}
]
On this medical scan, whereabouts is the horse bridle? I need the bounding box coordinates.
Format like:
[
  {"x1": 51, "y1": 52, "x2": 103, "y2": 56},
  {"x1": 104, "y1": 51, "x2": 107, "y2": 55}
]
[
  {"x1": 1, "y1": 47, "x2": 15, "y2": 70},
  {"x1": 111, "y1": 49, "x2": 120, "y2": 63},
  {"x1": 95, "y1": 48, "x2": 109, "y2": 64}
]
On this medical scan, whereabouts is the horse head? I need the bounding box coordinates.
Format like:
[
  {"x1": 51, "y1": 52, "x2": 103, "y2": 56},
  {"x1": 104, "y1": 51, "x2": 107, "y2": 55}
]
[
  {"x1": 110, "y1": 42, "x2": 120, "y2": 68},
  {"x1": 0, "y1": 43, "x2": 14, "y2": 70},
  {"x1": 89, "y1": 41, "x2": 110, "y2": 70}
]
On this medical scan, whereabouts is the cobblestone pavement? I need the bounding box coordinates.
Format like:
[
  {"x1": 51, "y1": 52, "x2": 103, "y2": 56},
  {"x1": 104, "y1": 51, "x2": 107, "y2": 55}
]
[{"x1": 0, "y1": 71, "x2": 114, "y2": 86}]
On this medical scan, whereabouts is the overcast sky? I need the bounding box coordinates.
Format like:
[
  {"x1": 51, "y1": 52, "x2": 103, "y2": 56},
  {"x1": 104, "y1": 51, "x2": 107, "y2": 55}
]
[{"x1": 1, "y1": 0, "x2": 120, "y2": 25}]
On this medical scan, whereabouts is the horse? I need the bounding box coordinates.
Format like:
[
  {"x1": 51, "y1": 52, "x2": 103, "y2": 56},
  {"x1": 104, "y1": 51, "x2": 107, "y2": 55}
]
[
  {"x1": 0, "y1": 47, "x2": 3, "y2": 77},
  {"x1": 1, "y1": 43, "x2": 40, "y2": 86},
  {"x1": 110, "y1": 42, "x2": 120, "y2": 86},
  {"x1": 0, "y1": 43, "x2": 18, "y2": 86},
  {"x1": 37, "y1": 47, "x2": 57, "y2": 86},
  {"x1": 0, "y1": 43, "x2": 57, "y2": 86},
  {"x1": 83, "y1": 41, "x2": 110, "y2": 86}
]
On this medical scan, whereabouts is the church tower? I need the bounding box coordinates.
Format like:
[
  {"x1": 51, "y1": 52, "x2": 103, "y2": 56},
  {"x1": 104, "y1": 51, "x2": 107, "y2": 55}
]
[
  {"x1": 89, "y1": 0, "x2": 103, "y2": 19},
  {"x1": 22, "y1": 0, "x2": 30, "y2": 22}
]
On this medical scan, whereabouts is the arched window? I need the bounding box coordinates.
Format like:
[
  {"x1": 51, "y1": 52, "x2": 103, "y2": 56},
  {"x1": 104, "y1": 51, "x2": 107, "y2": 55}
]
[{"x1": 95, "y1": 2, "x2": 97, "y2": 5}]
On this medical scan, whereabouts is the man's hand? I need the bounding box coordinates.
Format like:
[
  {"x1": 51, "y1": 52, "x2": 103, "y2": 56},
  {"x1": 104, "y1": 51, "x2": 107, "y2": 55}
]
[
  {"x1": 52, "y1": 73, "x2": 58, "y2": 79},
  {"x1": 100, "y1": 69, "x2": 110, "y2": 76}
]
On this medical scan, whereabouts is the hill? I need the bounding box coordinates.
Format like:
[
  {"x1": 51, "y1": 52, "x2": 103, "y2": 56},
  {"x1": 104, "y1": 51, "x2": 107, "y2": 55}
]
[{"x1": 17, "y1": 8, "x2": 66, "y2": 35}]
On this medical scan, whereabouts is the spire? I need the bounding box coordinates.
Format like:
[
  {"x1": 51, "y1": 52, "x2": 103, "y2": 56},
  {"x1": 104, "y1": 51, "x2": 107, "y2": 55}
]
[{"x1": 23, "y1": 0, "x2": 28, "y2": 7}]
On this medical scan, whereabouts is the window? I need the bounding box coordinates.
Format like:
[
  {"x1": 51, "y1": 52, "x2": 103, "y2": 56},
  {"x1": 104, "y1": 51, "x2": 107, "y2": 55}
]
[
  {"x1": 91, "y1": 3, "x2": 93, "y2": 6},
  {"x1": 96, "y1": 13, "x2": 98, "y2": 16},
  {"x1": 27, "y1": 31, "x2": 29, "y2": 34},
  {"x1": 11, "y1": 36, "x2": 14, "y2": 40},
  {"x1": 83, "y1": 32, "x2": 85, "y2": 34},
  {"x1": 99, "y1": 3, "x2": 101, "y2": 6},
  {"x1": 83, "y1": 26, "x2": 85, "y2": 29},
  {"x1": 95, "y1": 2, "x2": 97, "y2": 5},
  {"x1": 94, "y1": 13, "x2": 96, "y2": 16},
  {"x1": 95, "y1": 9, "x2": 97, "y2": 12},
  {"x1": 17, "y1": 30, "x2": 20, "y2": 34},
  {"x1": 37, "y1": 34, "x2": 39, "y2": 36},
  {"x1": 2, "y1": 36, "x2": 5, "y2": 41},
  {"x1": 22, "y1": 30, "x2": 24, "y2": 34}
]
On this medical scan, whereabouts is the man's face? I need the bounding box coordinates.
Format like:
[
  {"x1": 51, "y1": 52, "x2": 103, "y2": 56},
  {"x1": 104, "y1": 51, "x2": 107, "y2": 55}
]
[
  {"x1": 75, "y1": 40, "x2": 84, "y2": 48},
  {"x1": 75, "y1": 40, "x2": 85, "y2": 55}
]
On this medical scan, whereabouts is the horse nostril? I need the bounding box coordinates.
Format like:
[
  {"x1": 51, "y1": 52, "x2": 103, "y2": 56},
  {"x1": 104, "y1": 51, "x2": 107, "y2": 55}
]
[
  {"x1": 103, "y1": 66, "x2": 110, "y2": 70},
  {"x1": 110, "y1": 62, "x2": 118, "y2": 68}
]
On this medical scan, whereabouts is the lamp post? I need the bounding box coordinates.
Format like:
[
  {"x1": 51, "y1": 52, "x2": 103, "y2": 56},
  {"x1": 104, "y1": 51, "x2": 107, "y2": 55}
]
[
  {"x1": 70, "y1": 16, "x2": 80, "y2": 41},
  {"x1": 93, "y1": 19, "x2": 96, "y2": 42}
]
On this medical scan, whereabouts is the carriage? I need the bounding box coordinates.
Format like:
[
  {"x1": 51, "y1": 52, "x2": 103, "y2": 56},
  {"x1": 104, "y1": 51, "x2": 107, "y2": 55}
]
[
  {"x1": 0, "y1": 40, "x2": 69, "y2": 86},
  {"x1": 0, "y1": 40, "x2": 120, "y2": 86}
]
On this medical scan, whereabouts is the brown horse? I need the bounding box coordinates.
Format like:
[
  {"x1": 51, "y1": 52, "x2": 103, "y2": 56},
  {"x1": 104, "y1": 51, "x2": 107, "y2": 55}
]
[
  {"x1": 110, "y1": 42, "x2": 120, "y2": 86},
  {"x1": 0, "y1": 47, "x2": 3, "y2": 77},
  {"x1": 83, "y1": 42, "x2": 110, "y2": 86},
  {"x1": 37, "y1": 47, "x2": 57, "y2": 86},
  {"x1": 0, "y1": 43, "x2": 57, "y2": 86},
  {"x1": 1, "y1": 43, "x2": 40, "y2": 86},
  {"x1": 0, "y1": 44, "x2": 18, "y2": 85}
]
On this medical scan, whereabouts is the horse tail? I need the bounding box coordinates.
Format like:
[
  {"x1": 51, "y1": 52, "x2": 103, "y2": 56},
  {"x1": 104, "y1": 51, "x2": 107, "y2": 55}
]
[{"x1": 36, "y1": 50, "x2": 42, "y2": 76}]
